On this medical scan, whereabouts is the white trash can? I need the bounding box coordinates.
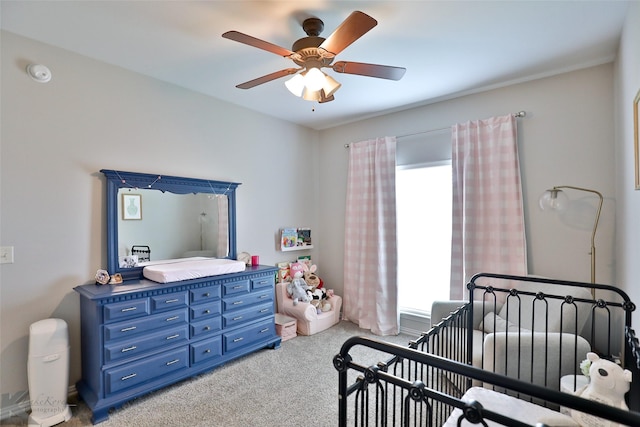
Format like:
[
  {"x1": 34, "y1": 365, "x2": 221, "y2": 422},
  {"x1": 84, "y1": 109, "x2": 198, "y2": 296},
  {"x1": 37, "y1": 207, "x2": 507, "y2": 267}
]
[{"x1": 27, "y1": 318, "x2": 72, "y2": 427}]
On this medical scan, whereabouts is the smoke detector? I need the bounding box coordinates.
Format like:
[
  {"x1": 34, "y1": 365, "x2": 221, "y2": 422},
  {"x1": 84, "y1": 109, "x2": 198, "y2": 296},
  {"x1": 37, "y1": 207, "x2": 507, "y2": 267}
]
[{"x1": 26, "y1": 64, "x2": 52, "y2": 83}]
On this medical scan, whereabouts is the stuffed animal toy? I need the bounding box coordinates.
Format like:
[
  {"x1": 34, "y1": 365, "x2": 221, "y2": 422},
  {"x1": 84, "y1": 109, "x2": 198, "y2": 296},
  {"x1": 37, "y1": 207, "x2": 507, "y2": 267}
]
[
  {"x1": 303, "y1": 264, "x2": 323, "y2": 290},
  {"x1": 571, "y1": 352, "x2": 632, "y2": 427},
  {"x1": 301, "y1": 264, "x2": 331, "y2": 313},
  {"x1": 309, "y1": 288, "x2": 332, "y2": 313},
  {"x1": 286, "y1": 262, "x2": 311, "y2": 305}
]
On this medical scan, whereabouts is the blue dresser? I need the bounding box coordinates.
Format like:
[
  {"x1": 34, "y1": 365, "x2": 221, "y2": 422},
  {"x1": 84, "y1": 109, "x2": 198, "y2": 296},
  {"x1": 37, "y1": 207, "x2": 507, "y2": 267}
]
[{"x1": 74, "y1": 265, "x2": 280, "y2": 424}]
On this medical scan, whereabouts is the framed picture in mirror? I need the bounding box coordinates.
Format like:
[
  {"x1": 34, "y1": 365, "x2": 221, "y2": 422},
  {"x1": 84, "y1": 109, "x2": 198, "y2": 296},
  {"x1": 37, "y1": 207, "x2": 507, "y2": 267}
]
[{"x1": 122, "y1": 193, "x2": 142, "y2": 220}]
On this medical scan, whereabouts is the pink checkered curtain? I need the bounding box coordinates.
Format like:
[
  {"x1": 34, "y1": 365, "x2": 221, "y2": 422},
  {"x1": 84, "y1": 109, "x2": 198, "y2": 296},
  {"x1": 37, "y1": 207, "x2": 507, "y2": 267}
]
[
  {"x1": 450, "y1": 114, "x2": 527, "y2": 299},
  {"x1": 217, "y1": 196, "x2": 229, "y2": 257},
  {"x1": 343, "y1": 137, "x2": 399, "y2": 336}
]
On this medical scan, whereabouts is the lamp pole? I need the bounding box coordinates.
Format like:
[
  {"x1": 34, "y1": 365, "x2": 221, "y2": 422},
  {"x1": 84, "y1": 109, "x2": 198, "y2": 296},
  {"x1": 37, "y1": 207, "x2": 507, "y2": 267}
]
[{"x1": 545, "y1": 185, "x2": 603, "y2": 287}]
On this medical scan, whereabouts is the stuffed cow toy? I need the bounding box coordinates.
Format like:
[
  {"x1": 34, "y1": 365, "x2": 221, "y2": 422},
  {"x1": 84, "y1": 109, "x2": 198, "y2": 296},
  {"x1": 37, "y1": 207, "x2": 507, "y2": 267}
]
[{"x1": 571, "y1": 352, "x2": 632, "y2": 427}]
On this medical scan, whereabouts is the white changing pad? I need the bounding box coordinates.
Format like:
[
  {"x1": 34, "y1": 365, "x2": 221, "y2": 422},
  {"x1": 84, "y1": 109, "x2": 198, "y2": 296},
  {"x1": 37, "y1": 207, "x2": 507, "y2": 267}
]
[
  {"x1": 443, "y1": 387, "x2": 578, "y2": 427},
  {"x1": 143, "y1": 257, "x2": 246, "y2": 283}
]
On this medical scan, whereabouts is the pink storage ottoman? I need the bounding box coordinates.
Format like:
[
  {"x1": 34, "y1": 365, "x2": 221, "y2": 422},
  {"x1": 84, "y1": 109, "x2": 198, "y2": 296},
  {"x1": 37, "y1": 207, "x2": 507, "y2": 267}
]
[{"x1": 275, "y1": 314, "x2": 297, "y2": 341}]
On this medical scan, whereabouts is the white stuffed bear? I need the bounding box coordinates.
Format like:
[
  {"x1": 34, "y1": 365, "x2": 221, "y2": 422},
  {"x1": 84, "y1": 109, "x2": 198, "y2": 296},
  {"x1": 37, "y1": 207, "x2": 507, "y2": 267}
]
[
  {"x1": 571, "y1": 352, "x2": 632, "y2": 427},
  {"x1": 286, "y1": 262, "x2": 312, "y2": 306}
]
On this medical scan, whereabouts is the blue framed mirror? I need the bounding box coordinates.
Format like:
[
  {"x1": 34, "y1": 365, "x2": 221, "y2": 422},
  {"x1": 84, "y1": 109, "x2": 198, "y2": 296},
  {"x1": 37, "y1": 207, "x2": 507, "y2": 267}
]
[{"x1": 101, "y1": 169, "x2": 240, "y2": 280}]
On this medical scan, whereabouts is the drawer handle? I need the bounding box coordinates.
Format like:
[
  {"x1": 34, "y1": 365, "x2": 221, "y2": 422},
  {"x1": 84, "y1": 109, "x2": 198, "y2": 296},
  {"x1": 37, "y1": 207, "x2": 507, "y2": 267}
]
[
  {"x1": 120, "y1": 326, "x2": 137, "y2": 332},
  {"x1": 233, "y1": 337, "x2": 244, "y2": 343},
  {"x1": 121, "y1": 373, "x2": 137, "y2": 381},
  {"x1": 204, "y1": 326, "x2": 211, "y2": 331},
  {"x1": 166, "y1": 316, "x2": 179, "y2": 322},
  {"x1": 260, "y1": 309, "x2": 269, "y2": 313},
  {"x1": 204, "y1": 309, "x2": 211, "y2": 314},
  {"x1": 205, "y1": 349, "x2": 211, "y2": 353},
  {"x1": 166, "y1": 334, "x2": 180, "y2": 340},
  {"x1": 121, "y1": 346, "x2": 137, "y2": 353},
  {"x1": 232, "y1": 316, "x2": 243, "y2": 321},
  {"x1": 260, "y1": 328, "x2": 269, "y2": 333},
  {"x1": 233, "y1": 301, "x2": 243, "y2": 305},
  {"x1": 203, "y1": 292, "x2": 210, "y2": 297},
  {"x1": 259, "y1": 295, "x2": 269, "y2": 299},
  {"x1": 166, "y1": 359, "x2": 180, "y2": 366},
  {"x1": 233, "y1": 285, "x2": 243, "y2": 290},
  {"x1": 165, "y1": 299, "x2": 179, "y2": 304},
  {"x1": 121, "y1": 307, "x2": 138, "y2": 312}
]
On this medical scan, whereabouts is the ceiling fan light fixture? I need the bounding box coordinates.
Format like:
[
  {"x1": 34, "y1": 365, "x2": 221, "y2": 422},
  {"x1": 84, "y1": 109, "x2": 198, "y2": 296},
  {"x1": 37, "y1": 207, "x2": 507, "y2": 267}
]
[
  {"x1": 301, "y1": 87, "x2": 322, "y2": 101},
  {"x1": 225, "y1": 11, "x2": 406, "y2": 99},
  {"x1": 304, "y1": 67, "x2": 326, "y2": 92},
  {"x1": 285, "y1": 73, "x2": 305, "y2": 97},
  {"x1": 321, "y1": 74, "x2": 341, "y2": 98}
]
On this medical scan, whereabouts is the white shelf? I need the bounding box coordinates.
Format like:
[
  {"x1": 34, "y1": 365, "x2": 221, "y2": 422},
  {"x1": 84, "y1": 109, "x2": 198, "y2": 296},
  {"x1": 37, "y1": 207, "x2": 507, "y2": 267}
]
[{"x1": 280, "y1": 245, "x2": 313, "y2": 252}]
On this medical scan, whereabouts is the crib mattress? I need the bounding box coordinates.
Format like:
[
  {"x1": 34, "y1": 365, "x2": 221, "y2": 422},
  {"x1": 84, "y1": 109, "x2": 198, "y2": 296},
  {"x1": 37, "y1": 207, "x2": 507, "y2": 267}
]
[
  {"x1": 143, "y1": 257, "x2": 246, "y2": 283},
  {"x1": 443, "y1": 387, "x2": 579, "y2": 427}
]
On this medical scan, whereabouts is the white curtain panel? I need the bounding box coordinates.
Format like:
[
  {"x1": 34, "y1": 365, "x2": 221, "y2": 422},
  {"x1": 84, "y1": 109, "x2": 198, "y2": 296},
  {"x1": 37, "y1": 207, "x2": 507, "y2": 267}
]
[
  {"x1": 450, "y1": 115, "x2": 528, "y2": 299},
  {"x1": 343, "y1": 137, "x2": 399, "y2": 335},
  {"x1": 217, "y1": 195, "x2": 229, "y2": 257}
]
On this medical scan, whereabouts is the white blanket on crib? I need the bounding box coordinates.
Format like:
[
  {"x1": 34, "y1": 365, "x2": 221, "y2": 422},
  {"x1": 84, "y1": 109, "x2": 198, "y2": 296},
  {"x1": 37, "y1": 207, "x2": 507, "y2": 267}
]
[
  {"x1": 443, "y1": 387, "x2": 578, "y2": 427},
  {"x1": 143, "y1": 257, "x2": 246, "y2": 283}
]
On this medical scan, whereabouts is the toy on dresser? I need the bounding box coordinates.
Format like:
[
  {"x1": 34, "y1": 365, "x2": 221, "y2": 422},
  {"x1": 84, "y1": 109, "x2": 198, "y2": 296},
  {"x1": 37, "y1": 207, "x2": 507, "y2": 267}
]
[{"x1": 571, "y1": 352, "x2": 632, "y2": 427}]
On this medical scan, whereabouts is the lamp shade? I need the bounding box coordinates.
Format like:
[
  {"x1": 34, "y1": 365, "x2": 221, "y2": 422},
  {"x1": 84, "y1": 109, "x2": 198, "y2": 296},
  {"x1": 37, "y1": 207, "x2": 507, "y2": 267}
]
[
  {"x1": 539, "y1": 188, "x2": 569, "y2": 211},
  {"x1": 304, "y1": 67, "x2": 326, "y2": 91},
  {"x1": 285, "y1": 73, "x2": 305, "y2": 97},
  {"x1": 285, "y1": 68, "x2": 341, "y2": 101},
  {"x1": 301, "y1": 87, "x2": 321, "y2": 101},
  {"x1": 321, "y1": 74, "x2": 341, "y2": 98}
]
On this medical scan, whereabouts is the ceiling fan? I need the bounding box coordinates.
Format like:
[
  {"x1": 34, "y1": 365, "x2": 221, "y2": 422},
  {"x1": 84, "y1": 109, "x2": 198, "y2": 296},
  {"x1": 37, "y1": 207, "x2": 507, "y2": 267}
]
[{"x1": 222, "y1": 11, "x2": 406, "y2": 103}]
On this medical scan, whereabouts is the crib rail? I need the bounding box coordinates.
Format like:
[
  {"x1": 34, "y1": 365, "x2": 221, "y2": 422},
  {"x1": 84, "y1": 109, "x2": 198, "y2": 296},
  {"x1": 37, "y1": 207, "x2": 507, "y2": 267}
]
[
  {"x1": 335, "y1": 273, "x2": 640, "y2": 426},
  {"x1": 467, "y1": 273, "x2": 635, "y2": 357},
  {"x1": 422, "y1": 273, "x2": 636, "y2": 392},
  {"x1": 335, "y1": 335, "x2": 640, "y2": 426}
]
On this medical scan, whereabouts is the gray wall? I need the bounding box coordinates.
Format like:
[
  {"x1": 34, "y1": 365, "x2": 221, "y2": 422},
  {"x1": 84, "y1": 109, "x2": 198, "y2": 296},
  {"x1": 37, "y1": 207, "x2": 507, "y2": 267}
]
[
  {"x1": 0, "y1": 31, "x2": 319, "y2": 397},
  {"x1": 318, "y1": 64, "x2": 616, "y2": 303},
  {"x1": 614, "y1": 2, "x2": 640, "y2": 328}
]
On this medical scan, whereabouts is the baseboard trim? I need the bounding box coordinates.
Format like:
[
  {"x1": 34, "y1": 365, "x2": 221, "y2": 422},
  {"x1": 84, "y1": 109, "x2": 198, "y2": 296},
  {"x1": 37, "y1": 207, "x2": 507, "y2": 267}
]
[
  {"x1": 0, "y1": 385, "x2": 77, "y2": 422},
  {"x1": 399, "y1": 311, "x2": 430, "y2": 337}
]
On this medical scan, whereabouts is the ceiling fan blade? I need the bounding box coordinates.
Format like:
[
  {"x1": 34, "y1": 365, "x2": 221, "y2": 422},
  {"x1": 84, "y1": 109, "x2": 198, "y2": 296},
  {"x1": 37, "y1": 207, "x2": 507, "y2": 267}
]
[
  {"x1": 332, "y1": 61, "x2": 406, "y2": 81},
  {"x1": 319, "y1": 11, "x2": 377, "y2": 56},
  {"x1": 235, "y1": 68, "x2": 299, "y2": 89},
  {"x1": 222, "y1": 31, "x2": 294, "y2": 57}
]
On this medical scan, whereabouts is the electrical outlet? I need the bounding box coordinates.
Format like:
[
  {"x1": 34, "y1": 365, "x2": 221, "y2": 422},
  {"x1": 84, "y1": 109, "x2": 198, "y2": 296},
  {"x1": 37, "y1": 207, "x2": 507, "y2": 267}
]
[{"x1": 0, "y1": 246, "x2": 14, "y2": 264}]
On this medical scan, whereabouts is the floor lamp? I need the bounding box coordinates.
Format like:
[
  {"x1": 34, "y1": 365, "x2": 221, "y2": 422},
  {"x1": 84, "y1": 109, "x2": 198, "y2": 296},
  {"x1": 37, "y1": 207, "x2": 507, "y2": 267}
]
[{"x1": 539, "y1": 185, "x2": 603, "y2": 294}]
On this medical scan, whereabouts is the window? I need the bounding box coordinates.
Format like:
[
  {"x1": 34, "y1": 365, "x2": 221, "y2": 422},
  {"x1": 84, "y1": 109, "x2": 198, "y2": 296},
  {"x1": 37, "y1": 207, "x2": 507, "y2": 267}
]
[{"x1": 396, "y1": 162, "x2": 452, "y2": 315}]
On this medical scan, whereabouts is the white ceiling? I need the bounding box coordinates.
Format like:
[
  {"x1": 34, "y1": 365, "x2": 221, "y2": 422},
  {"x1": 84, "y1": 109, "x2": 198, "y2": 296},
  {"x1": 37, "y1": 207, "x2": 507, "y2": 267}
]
[{"x1": 1, "y1": 1, "x2": 630, "y2": 130}]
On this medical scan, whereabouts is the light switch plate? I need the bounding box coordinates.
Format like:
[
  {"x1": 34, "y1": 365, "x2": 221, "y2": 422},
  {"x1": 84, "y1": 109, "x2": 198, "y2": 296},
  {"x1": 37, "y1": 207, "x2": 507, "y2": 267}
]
[{"x1": 0, "y1": 246, "x2": 14, "y2": 264}]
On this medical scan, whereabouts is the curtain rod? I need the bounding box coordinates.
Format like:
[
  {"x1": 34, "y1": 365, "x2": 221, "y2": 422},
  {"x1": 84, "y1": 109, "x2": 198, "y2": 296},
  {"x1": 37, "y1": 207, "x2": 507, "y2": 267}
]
[{"x1": 344, "y1": 111, "x2": 527, "y2": 148}]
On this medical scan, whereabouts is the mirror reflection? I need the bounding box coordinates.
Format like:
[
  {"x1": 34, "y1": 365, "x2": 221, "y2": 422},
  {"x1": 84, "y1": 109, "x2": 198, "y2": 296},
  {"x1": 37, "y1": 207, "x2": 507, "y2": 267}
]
[
  {"x1": 102, "y1": 169, "x2": 240, "y2": 280},
  {"x1": 117, "y1": 189, "x2": 229, "y2": 267}
]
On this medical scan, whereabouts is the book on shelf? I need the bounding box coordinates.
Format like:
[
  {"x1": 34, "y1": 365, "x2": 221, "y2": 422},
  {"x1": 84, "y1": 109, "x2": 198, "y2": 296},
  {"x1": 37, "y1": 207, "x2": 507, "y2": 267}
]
[
  {"x1": 297, "y1": 228, "x2": 312, "y2": 246},
  {"x1": 297, "y1": 255, "x2": 311, "y2": 269},
  {"x1": 276, "y1": 261, "x2": 291, "y2": 283},
  {"x1": 280, "y1": 228, "x2": 298, "y2": 250}
]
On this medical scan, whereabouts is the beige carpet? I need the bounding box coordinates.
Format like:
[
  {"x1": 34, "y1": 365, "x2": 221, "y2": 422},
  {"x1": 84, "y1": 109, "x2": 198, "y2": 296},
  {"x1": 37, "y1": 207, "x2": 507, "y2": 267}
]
[{"x1": 3, "y1": 321, "x2": 414, "y2": 427}]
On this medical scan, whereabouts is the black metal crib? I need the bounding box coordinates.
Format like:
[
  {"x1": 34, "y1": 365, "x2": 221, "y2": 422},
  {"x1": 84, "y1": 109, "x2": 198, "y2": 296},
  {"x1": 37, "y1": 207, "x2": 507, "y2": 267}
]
[{"x1": 334, "y1": 273, "x2": 640, "y2": 426}]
